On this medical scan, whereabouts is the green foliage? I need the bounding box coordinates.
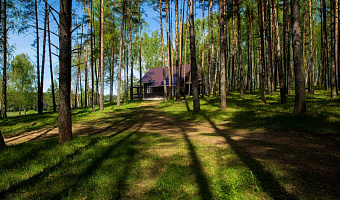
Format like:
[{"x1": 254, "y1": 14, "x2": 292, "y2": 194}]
[{"x1": 8, "y1": 53, "x2": 36, "y2": 113}]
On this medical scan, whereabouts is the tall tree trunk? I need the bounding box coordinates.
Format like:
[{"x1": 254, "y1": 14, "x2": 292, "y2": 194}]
[
  {"x1": 322, "y1": 0, "x2": 328, "y2": 90},
  {"x1": 117, "y1": 0, "x2": 125, "y2": 107},
  {"x1": 166, "y1": 0, "x2": 172, "y2": 100},
  {"x1": 258, "y1": 0, "x2": 267, "y2": 103},
  {"x1": 265, "y1": 0, "x2": 273, "y2": 95},
  {"x1": 232, "y1": 8, "x2": 237, "y2": 92},
  {"x1": 160, "y1": 0, "x2": 168, "y2": 100},
  {"x1": 331, "y1": 0, "x2": 339, "y2": 98},
  {"x1": 220, "y1": 0, "x2": 227, "y2": 109},
  {"x1": 48, "y1": 7, "x2": 56, "y2": 112},
  {"x1": 189, "y1": 0, "x2": 200, "y2": 113},
  {"x1": 110, "y1": 0, "x2": 115, "y2": 104},
  {"x1": 210, "y1": 0, "x2": 216, "y2": 96},
  {"x1": 59, "y1": 0, "x2": 73, "y2": 143},
  {"x1": 0, "y1": 131, "x2": 5, "y2": 150},
  {"x1": 273, "y1": 0, "x2": 286, "y2": 103},
  {"x1": 36, "y1": 0, "x2": 42, "y2": 114},
  {"x1": 99, "y1": 0, "x2": 104, "y2": 110},
  {"x1": 308, "y1": 0, "x2": 314, "y2": 94},
  {"x1": 124, "y1": 25, "x2": 128, "y2": 104},
  {"x1": 40, "y1": 0, "x2": 48, "y2": 113},
  {"x1": 237, "y1": 0, "x2": 244, "y2": 96},
  {"x1": 85, "y1": 6, "x2": 89, "y2": 107},
  {"x1": 201, "y1": 0, "x2": 205, "y2": 96},
  {"x1": 91, "y1": 0, "x2": 95, "y2": 112},
  {"x1": 175, "y1": 0, "x2": 180, "y2": 100},
  {"x1": 129, "y1": 2, "x2": 134, "y2": 101},
  {"x1": 2, "y1": 0, "x2": 7, "y2": 118},
  {"x1": 139, "y1": 1, "x2": 142, "y2": 100},
  {"x1": 291, "y1": 0, "x2": 307, "y2": 113},
  {"x1": 246, "y1": 1, "x2": 253, "y2": 92}
]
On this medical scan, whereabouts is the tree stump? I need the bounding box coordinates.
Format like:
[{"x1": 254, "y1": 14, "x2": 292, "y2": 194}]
[{"x1": 0, "y1": 131, "x2": 6, "y2": 150}]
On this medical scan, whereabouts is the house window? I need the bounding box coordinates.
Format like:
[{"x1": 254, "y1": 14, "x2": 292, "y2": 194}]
[{"x1": 147, "y1": 86, "x2": 152, "y2": 94}]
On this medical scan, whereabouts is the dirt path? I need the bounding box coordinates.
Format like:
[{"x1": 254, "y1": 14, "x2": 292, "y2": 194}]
[{"x1": 3, "y1": 101, "x2": 339, "y2": 199}]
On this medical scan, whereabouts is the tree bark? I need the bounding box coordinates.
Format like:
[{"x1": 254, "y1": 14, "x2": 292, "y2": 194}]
[
  {"x1": 322, "y1": 0, "x2": 328, "y2": 90},
  {"x1": 246, "y1": 0, "x2": 253, "y2": 92},
  {"x1": 160, "y1": 0, "x2": 168, "y2": 100},
  {"x1": 291, "y1": 0, "x2": 307, "y2": 114},
  {"x1": 36, "y1": 0, "x2": 42, "y2": 115},
  {"x1": 331, "y1": 0, "x2": 339, "y2": 98},
  {"x1": 139, "y1": 1, "x2": 142, "y2": 100},
  {"x1": 201, "y1": 0, "x2": 205, "y2": 96},
  {"x1": 189, "y1": 0, "x2": 200, "y2": 113},
  {"x1": 220, "y1": 0, "x2": 227, "y2": 109},
  {"x1": 117, "y1": 1, "x2": 125, "y2": 107},
  {"x1": 110, "y1": 0, "x2": 115, "y2": 104},
  {"x1": 2, "y1": 0, "x2": 7, "y2": 118},
  {"x1": 129, "y1": 2, "x2": 134, "y2": 101},
  {"x1": 40, "y1": 0, "x2": 48, "y2": 113},
  {"x1": 59, "y1": 0, "x2": 73, "y2": 143},
  {"x1": 237, "y1": 0, "x2": 244, "y2": 96},
  {"x1": 273, "y1": 0, "x2": 286, "y2": 103},
  {"x1": 308, "y1": 0, "x2": 314, "y2": 94},
  {"x1": 175, "y1": 0, "x2": 180, "y2": 100},
  {"x1": 91, "y1": 0, "x2": 95, "y2": 112},
  {"x1": 48, "y1": 7, "x2": 56, "y2": 112},
  {"x1": 210, "y1": 0, "x2": 216, "y2": 96},
  {"x1": 258, "y1": 0, "x2": 266, "y2": 103},
  {"x1": 99, "y1": 0, "x2": 104, "y2": 110},
  {"x1": 0, "y1": 131, "x2": 5, "y2": 150},
  {"x1": 265, "y1": 0, "x2": 273, "y2": 95}
]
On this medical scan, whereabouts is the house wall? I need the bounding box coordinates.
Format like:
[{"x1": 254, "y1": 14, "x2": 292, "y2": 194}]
[{"x1": 143, "y1": 83, "x2": 165, "y2": 99}]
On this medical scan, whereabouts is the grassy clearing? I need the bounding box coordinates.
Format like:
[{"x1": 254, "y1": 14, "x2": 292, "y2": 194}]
[{"x1": 0, "y1": 89, "x2": 339, "y2": 199}]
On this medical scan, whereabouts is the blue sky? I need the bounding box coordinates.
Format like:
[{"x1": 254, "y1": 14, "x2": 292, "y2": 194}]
[{"x1": 8, "y1": 1, "x2": 207, "y2": 95}]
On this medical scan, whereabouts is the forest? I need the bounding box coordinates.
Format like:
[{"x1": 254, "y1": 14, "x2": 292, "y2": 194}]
[{"x1": 0, "y1": 0, "x2": 339, "y2": 199}]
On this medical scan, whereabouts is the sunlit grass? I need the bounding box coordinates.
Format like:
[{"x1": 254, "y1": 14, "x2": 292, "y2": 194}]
[{"x1": 0, "y1": 89, "x2": 339, "y2": 199}]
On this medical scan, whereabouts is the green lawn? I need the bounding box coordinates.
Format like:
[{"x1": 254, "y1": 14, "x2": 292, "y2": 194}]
[{"x1": 0, "y1": 89, "x2": 339, "y2": 199}]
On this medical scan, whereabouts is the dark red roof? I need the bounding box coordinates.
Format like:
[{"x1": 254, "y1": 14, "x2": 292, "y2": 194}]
[{"x1": 141, "y1": 64, "x2": 192, "y2": 86}]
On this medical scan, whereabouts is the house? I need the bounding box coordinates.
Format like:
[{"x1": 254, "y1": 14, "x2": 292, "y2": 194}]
[{"x1": 140, "y1": 64, "x2": 201, "y2": 99}]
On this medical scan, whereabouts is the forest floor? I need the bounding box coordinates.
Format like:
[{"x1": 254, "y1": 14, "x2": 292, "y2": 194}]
[{"x1": 0, "y1": 90, "x2": 339, "y2": 199}]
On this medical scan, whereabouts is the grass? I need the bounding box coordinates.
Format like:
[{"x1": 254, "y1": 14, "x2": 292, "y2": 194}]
[{"x1": 0, "y1": 89, "x2": 339, "y2": 199}]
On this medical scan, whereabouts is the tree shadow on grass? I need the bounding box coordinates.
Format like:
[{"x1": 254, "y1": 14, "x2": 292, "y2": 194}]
[
  {"x1": 201, "y1": 112, "x2": 296, "y2": 200},
  {"x1": 0, "y1": 106, "x2": 146, "y2": 199}
]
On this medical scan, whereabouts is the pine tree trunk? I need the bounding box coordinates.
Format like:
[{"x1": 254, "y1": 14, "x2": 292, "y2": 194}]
[
  {"x1": 139, "y1": 1, "x2": 142, "y2": 100},
  {"x1": 166, "y1": 0, "x2": 172, "y2": 100},
  {"x1": 210, "y1": 0, "x2": 216, "y2": 97},
  {"x1": 331, "y1": 0, "x2": 339, "y2": 98},
  {"x1": 273, "y1": 0, "x2": 286, "y2": 103},
  {"x1": 48, "y1": 7, "x2": 56, "y2": 112},
  {"x1": 237, "y1": 0, "x2": 244, "y2": 96},
  {"x1": 322, "y1": 0, "x2": 328, "y2": 90},
  {"x1": 91, "y1": 0, "x2": 95, "y2": 112},
  {"x1": 246, "y1": 1, "x2": 252, "y2": 92},
  {"x1": 0, "y1": 131, "x2": 5, "y2": 150},
  {"x1": 40, "y1": 1, "x2": 48, "y2": 113},
  {"x1": 201, "y1": 0, "x2": 205, "y2": 96},
  {"x1": 110, "y1": 1, "x2": 115, "y2": 104},
  {"x1": 117, "y1": 1, "x2": 125, "y2": 107},
  {"x1": 220, "y1": 0, "x2": 227, "y2": 109},
  {"x1": 175, "y1": 0, "x2": 180, "y2": 100},
  {"x1": 258, "y1": 0, "x2": 267, "y2": 103},
  {"x1": 59, "y1": 0, "x2": 73, "y2": 143},
  {"x1": 2, "y1": 0, "x2": 7, "y2": 119},
  {"x1": 160, "y1": 0, "x2": 168, "y2": 100},
  {"x1": 265, "y1": 0, "x2": 273, "y2": 95},
  {"x1": 99, "y1": 0, "x2": 104, "y2": 110},
  {"x1": 129, "y1": 2, "x2": 134, "y2": 101},
  {"x1": 36, "y1": 0, "x2": 42, "y2": 115},
  {"x1": 189, "y1": 0, "x2": 200, "y2": 113},
  {"x1": 291, "y1": 0, "x2": 307, "y2": 113},
  {"x1": 308, "y1": 0, "x2": 314, "y2": 94}
]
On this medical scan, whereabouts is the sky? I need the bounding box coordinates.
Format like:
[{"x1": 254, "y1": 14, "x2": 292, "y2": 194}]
[{"x1": 8, "y1": 0, "x2": 208, "y2": 95}]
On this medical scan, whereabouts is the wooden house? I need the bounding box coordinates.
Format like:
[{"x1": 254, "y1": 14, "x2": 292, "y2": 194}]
[{"x1": 140, "y1": 64, "x2": 201, "y2": 99}]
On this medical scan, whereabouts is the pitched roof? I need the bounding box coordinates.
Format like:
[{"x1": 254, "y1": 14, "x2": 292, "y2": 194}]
[{"x1": 141, "y1": 64, "x2": 192, "y2": 86}]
